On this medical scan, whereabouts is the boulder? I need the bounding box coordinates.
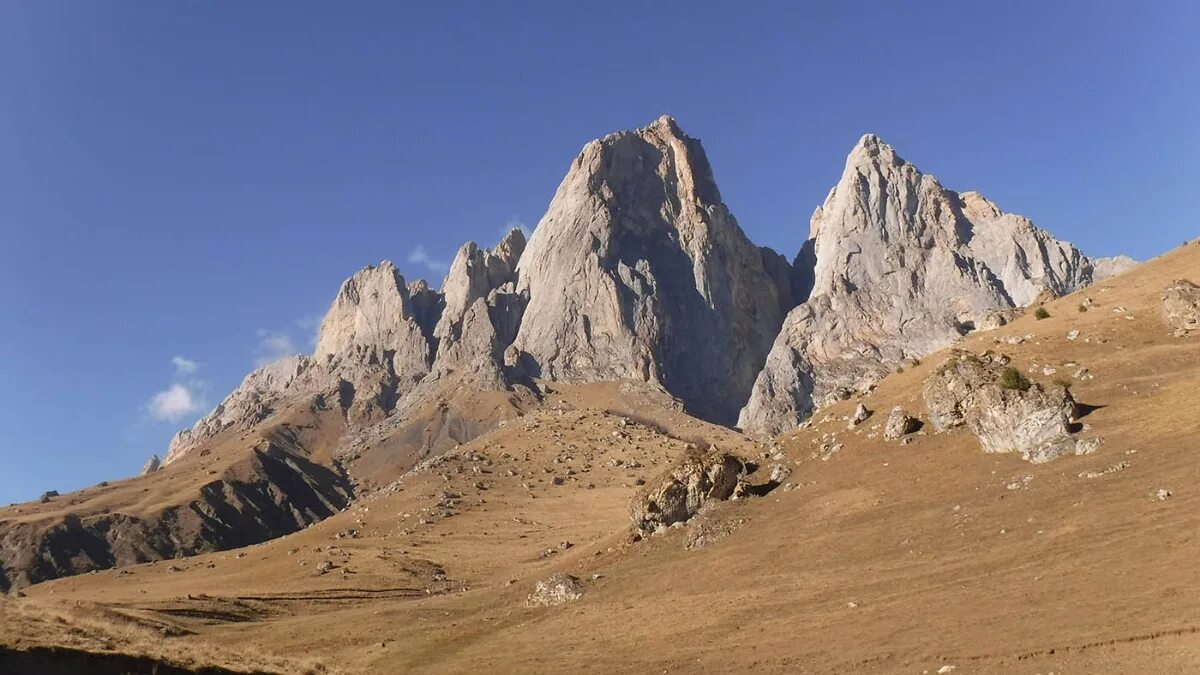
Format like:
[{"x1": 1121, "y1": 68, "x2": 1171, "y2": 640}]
[
  {"x1": 1162, "y1": 279, "x2": 1200, "y2": 333},
  {"x1": 883, "y1": 407, "x2": 920, "y2": 440},
  {"x1": 923, "y1": 350, "x2": 1085, "y2": 463},
  {"x1": 848, "y1": 403, "x2": 871, "y2": 428},
  {"x1": 630, "y1": 448, "x2": 748, "y2": 533},
  {"x1": 526, "y1": 574, "x2": 584, "y2": 607}
]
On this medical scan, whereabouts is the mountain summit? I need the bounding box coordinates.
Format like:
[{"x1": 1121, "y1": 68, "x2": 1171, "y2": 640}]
[
  {"x1": 738, "y1": 133, "x2": 1129, "y2": 436},
  {"x1": 511, "y1": 115, "x2": 790, "y2": 424}
]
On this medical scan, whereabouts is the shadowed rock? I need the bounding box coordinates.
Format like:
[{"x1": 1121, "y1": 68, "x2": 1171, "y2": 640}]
[{"x1": 630, "y1": 448, "x2": 748, "y2": 533}]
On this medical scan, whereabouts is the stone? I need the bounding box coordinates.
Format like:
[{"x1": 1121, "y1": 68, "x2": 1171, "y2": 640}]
[
  {"x1": 629, "y1": 447, "x2": 748, "y2": 533},
  {"x1": 768, "y1": 463, "x2": 792, "y2": 483},
  {"x1": 883, "y1": 407, "x2": 920, "y2": 440},
  {"x1": 923, "y1": 350, "x2": 1085, "y2": 463},
  {"x1": 739, "y1": 135, "x2": 1108, "y2": 437},
  {"x1": 1162, "y1": 279, "x2": 1200, "y2": 333},
  {"x1": 526, "y1": 574, "x2": 584, "y2": 607},
  {"x1": 848, "y1": 403, "x2": 871, "y2": 428},
  {"x1": 512, "y1": 116, "x2": 788, "y2": 425}
]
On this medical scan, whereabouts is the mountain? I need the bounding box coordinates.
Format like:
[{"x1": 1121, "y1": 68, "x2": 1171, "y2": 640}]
[
  {"x1": 4, "y1": 240, "x2": 1195, "y2": 674},
  {"x1": 0, "y1": 117, "x2": 1134, "y2": 593},
  {"x1": 511, "y1": 115, "x2": 790, "y2": 424},
  {"x1": 738, "y1": 134, "x2": 1130, "y2": 436}
]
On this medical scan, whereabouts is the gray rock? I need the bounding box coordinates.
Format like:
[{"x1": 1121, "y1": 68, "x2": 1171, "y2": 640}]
[
  {"x1": 739, "y1": 135, "x2": 1107, "y2": 437},
  {"x1": 883, "y1": 407, "x2": 920, "y2": 440},
  {"x1": 512, "y1": 116, "x2": 787, "y2": 425},
  {"x1": 526, "y1": 574, "x2": 584, "y2": 607},
  {"x1": 848, "y1": 403, "x2": 871, "y2": 428},
  {"x1": 923, "y1": 350, "x2": 1086, "y2": 463},
  {"x1": 1162, "y1": 279, "x2": 1200, "y2": 333},
  {"x1": 629, "y1": 447, "x2": 748, "y2": 533}
]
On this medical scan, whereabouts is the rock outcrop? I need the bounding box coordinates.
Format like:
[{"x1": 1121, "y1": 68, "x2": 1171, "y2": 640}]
[
  {"x1": 526, "y1": 574, "x2": 585, "y2": 607},
  {"x1": 630, "y1": 448, "x2": 747, "y2": 533},
  {"x1": 428, "y1": 228, "x2": 528, "y2": 386},
  {"x1": 923, "y1": 350, "x2": 1087, "y2": 463},
  {"x1": 513, "y1": 116, "x2": 789, "y2": 425},
  {"x1": 739, "y1": 135, "x2": 1104, "y2": 436},
  {"x1": 883, "y1": 407, "x2": 920, "y2": 440},
  {"x1": 1162, "y1": 279, "x2": 1200, "y2": 333},
  {"x1": 139, "y1": 455, "x2": 161, "y2": 475}
]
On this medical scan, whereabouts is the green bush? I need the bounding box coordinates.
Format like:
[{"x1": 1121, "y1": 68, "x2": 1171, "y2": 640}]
[
  {"x1": 1034, "y1": 307, "x2": 1051, "y2": 320},
  {"x1": 1000, "y1": 367, "x2": 1032, "y2": 392},
  {"x1": 1077, "y1": 303, "x2": 1088, "y2": 313}
]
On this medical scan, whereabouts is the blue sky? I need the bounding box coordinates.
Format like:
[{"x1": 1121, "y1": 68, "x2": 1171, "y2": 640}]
[{"x1": 0, "y1": 1, "x2": 1196, "y2": 504}]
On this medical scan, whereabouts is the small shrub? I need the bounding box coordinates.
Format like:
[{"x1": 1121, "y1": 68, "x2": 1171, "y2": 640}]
[
  {"x1": 895, "y1": 366, "x2": 904, "y2": 374},
  {"x1": 1077, "y1": 303, "x2": 1088, "y2": 313},
  {"x1": 1034, "y1": 307, "x2": 1051, "y2": 320},
  {"x1": 1000, "y1": 367, "x2": 1032, "y2": 392}
]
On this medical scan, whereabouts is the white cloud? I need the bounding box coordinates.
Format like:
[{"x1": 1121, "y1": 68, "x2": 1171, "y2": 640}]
[
  {"x1": 292, "y1": 314, "x2": 323, "y2": 349},
  {"x1": 147, "y1": 383, "x2": 203, "y2": 422},
  {"x1": 171, "y1": 355, "x2": 198, "y2": 375},
  {"x1": 408, "y1": 245, "x2": 449, "y2": 274},
  {"x1": 254, "y1": 329, "x2": 299, "y2": 367},
  {"x1": 145, "y1": 357, "x2": 208, "y2": 423}
]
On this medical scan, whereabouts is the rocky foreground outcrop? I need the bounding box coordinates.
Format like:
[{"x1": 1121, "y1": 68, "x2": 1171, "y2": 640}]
[
  {"x1": 1162, "y1": 279, "x2": 1199, "y2": 334},
  {"x1": 739, "y1": 135, "x2": 1108, "y2": 436},
  {"x1": 923, "y1": 350, "x2": 1094, "y2": 463},
  {"x1": 630, "y1": 448, "x2": 748, "y2": 533}
]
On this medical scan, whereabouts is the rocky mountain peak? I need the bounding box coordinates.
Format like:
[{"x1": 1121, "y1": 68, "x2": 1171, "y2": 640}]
[
  {"x1": 739, "y1": 134, "x2": 1105, "y2": 436},
  {"x1": 512, "y1": 116, "x2": 787, "y2": 424},
  {"x1": 315, "y1": 261, "x2": 419, "y2": 359}
]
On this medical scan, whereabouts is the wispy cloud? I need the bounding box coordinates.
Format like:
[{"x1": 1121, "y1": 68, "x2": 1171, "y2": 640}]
[
  {"x1": 145, "y1": 356, "x2": 207, "y2": 423},
  {"x1": 171, "y1": 355, "x2": 198, "y2": 375},
  {"x1": 254, "y1": 329, "x2": 299, "y2": 367},
  {"x1": 292, "y1": 314, "x2": 323, "y2": 350},
  {"x1": 147, "y1": 383, "x2": 203, "y2": 422},
  {"x1": 408, "y1": 245, "x2": 449, "y2": 274}
]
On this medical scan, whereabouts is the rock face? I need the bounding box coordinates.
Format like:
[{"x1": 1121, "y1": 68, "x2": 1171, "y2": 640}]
[
  {"x1": 428, "y1": 228, "x2": 528, "y2": 387},
  {"x1": 513, "y1": 116, "x2": 788, "y2": 425},
  {"x1": 1162, "y1": 279, "x2": 1200, "y2": 333},
  {"x1": 923, "y1": 350, "x2": 1085, "y2": 463},
  {"x1": 630, "y1": 448, "x2": 747, "y2": 533},
  {"x1": 739, "y1": 135, "x2": 1103, "y2": 436}
]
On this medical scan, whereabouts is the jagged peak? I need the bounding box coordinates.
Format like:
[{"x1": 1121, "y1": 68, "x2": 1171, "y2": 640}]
[
  {"x1": 844, "y1": 132, "x2": 908, "y2": 172},
  {"x1": 315, "y1": 259, "x2": 414, "y2": 358}
]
